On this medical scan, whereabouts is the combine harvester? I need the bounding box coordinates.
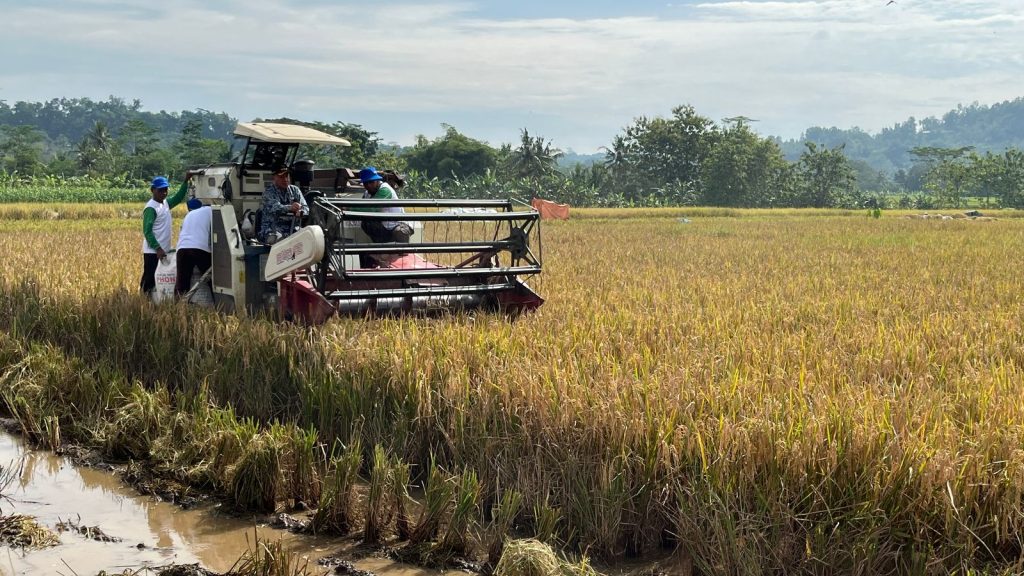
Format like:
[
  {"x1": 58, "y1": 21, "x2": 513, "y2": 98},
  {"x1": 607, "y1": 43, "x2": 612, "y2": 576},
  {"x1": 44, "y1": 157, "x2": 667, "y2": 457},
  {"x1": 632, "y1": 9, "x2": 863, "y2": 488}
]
[{"x1": 188, "y1": 122, "x2": 543, "y2": 324}]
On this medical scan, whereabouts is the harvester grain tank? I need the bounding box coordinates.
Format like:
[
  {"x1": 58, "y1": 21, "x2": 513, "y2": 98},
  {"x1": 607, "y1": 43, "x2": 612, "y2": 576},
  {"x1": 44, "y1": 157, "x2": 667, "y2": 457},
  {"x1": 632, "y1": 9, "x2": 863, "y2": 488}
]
[{"x1": 186, "y1": 122, "x2": 543, "y2": 323}]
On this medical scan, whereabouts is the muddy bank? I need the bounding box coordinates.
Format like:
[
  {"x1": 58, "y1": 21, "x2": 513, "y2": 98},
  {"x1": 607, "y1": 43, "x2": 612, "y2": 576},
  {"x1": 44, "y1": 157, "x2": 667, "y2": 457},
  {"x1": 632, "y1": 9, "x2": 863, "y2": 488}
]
[{"x1": 0, "y1": 432, "x2": 439, "y2": 576}]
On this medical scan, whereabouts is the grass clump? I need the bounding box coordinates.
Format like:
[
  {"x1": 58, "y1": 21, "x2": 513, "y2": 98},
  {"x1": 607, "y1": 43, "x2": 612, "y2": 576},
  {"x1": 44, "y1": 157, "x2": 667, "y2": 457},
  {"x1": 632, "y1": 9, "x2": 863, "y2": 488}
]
[
  {"x1": 391, "y1": 457, "x2": 413, "y2": 541},
  {"x1": 104, "y1": 382, "x2": 169, "y2": 461},
  {"x1": 284, "y1": 426, "x2": 321, "y2": 510},
  {"x1": 362, "y1": 444, "x2": 394, "y2": 545},
  {"x1": 228, "y1": 429, "x2": 283, "y2": 513},
  {"x1": 532, "y1": 500, "x2": 562, "y2": 546},
  {"x1": 310, "y1": 440, "x2": 362, "y2": 534},
  {"x1": 227, "y1": 533, "x2": 316, "y2": 576},
  {"x1": 408, "y1": 459, "x2": 453, "y2": 545},
  {"x1": 487, "y1": 489, "x2": 524, "y2": 565},
  {"x1": 207, "y1": 417, "x2": 255, "y2": 492},
  {"x1": 435, "y1": 468, "x2": 480, "y2": 558}
]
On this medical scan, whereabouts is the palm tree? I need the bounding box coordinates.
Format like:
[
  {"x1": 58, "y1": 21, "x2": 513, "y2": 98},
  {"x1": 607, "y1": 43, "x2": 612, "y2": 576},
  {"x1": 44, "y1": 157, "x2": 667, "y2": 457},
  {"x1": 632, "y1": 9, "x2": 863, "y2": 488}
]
[
  {"x1": 600, "y1": 135, "x2": 630, "y2": 173},
  {"x1": 506, "y1": 128, "x2": 563, "y2": 179},
  {"x1": 83, "y1": 121, "x2": 113, "y2": 151},
  {"x1": 77, "y1": 121, "x2": 116, "y2": 173}
]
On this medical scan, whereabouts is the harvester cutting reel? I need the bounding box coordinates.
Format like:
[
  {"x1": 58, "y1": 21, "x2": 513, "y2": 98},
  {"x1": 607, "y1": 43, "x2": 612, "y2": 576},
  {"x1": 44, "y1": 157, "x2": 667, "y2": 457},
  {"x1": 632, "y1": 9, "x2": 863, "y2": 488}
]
[{"x1": 266, "y1": 197, "x2": 544, "y2": 323}]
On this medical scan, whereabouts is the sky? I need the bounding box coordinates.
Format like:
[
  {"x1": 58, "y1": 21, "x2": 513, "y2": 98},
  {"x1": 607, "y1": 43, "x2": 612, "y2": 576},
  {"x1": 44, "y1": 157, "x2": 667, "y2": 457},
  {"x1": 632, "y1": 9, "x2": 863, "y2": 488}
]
[{"x1": 1, "y1": 0, "x2": 1021, "y2": 152}]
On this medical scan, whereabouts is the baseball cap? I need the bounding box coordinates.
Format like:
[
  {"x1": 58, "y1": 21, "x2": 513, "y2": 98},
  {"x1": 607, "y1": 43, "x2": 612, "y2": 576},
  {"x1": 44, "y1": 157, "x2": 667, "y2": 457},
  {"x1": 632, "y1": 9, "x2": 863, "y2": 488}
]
[{"x1": 358, "y1": 167, "x2": 383, "y2": 183}]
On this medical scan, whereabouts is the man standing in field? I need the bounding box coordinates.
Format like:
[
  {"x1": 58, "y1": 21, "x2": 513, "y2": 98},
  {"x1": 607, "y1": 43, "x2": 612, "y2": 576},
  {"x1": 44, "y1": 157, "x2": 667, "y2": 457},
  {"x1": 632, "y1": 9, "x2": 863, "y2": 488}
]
[
  {"x1": 175, "y1": 198, "x2": 212, "y2": 298},
  {"x1": 140, "y1": 174, "x2": 190, "y2": 295}
]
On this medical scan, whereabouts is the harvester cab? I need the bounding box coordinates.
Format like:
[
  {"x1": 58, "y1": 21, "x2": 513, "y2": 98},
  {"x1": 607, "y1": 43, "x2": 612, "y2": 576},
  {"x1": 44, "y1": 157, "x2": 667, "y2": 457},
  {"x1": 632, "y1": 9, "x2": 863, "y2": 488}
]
[{"x1": 187, "y1": 122, "x2": 544, "y2": 324}]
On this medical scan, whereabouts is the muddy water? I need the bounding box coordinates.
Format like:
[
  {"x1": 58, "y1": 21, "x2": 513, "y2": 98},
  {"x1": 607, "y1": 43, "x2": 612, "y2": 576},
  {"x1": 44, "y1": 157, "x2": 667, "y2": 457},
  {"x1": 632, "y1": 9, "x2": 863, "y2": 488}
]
[{"x1": 0, "y1": 432, "x2": 436, "y2": 576}]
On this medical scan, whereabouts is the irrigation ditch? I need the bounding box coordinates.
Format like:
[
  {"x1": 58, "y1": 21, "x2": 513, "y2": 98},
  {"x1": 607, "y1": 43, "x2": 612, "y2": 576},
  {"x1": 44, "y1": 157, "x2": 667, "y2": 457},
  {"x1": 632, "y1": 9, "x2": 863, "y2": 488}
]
[{"x1": 0, "y1": 428, "x2": 395, "y2": 575}]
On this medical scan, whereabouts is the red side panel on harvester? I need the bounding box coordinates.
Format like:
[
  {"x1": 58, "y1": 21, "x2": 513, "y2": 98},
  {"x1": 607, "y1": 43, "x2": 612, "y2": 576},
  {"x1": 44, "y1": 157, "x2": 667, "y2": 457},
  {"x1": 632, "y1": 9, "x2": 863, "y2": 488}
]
[
  {"x1": 278, "y1": 278, "x2": 335, "y2": 325},
  {"x1": 495, "y1": 282, "x2": 545, "y2": 315}
]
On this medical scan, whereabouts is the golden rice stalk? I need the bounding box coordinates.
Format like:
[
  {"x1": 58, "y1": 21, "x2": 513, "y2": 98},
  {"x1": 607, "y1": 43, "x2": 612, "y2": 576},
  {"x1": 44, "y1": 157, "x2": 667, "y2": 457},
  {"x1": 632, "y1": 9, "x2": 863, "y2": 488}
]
[
  {"x1": 42, "y1": 415, "x2": 61, "y2": 452},
  {"x1": 284, "y1": 425, "x2": 321, "y2": 510},
  {"x1": 103, "y1": 382, "x2": 170, "y2": 461},
  {"x1": 208, "y1": 417, "x2": 257, "y2": 491}
]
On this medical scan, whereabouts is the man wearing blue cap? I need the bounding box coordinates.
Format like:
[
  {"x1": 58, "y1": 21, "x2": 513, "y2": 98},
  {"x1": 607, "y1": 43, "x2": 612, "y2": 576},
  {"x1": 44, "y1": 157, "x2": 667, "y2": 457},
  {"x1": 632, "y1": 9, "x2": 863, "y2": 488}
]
[
  {"x1": 175, "y1": 198, "x2": 212, "y2": 297},
  {"x1": 358, "y1": 166, "x2": 412, "y2": 244},
  {"x1": 358, "y1": 167, "x2": 412, "y2": 267},
  {"x1": 140, "y1": 173, "x2": 191, "y2": 294}
]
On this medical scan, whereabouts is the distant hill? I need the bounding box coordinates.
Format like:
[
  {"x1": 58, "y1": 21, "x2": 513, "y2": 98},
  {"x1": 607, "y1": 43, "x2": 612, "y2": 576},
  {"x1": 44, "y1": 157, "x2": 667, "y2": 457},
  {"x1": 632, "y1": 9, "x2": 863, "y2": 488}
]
[
  {"x1": 777, "y1": 98, "x2": 1024, "y2": 174},
  {"x1": 558, "y1": 149, "x2": 604, "y2": 168}
]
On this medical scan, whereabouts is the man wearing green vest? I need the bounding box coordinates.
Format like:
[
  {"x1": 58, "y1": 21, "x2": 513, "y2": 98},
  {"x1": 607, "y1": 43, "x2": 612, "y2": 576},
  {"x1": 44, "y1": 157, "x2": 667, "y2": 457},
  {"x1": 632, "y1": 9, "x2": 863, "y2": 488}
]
[{"x1": 140, "y1": 174, "x2": 190, "y2": 294}]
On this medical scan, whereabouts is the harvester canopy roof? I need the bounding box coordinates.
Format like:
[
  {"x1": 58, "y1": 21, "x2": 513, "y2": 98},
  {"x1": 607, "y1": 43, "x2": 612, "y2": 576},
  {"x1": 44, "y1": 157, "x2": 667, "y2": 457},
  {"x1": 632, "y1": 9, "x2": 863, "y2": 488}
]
[{"x1": 234, "y1": 122, "x2": 351, "y2": 146}]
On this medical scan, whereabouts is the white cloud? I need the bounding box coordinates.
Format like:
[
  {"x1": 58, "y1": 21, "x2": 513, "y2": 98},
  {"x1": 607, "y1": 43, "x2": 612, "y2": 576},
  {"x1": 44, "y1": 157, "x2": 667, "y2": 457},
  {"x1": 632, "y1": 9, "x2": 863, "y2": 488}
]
[{"x1": 1, "y1": 0, "x2": 1021, "y2": 150}]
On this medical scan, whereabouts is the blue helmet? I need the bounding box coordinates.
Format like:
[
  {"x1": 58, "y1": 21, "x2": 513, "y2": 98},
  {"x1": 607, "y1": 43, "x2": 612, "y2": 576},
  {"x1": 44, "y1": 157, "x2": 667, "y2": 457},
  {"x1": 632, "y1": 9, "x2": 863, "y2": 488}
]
[
  {"x1": 358, "y1": 167, "x2": 383, "y2": 183},
  {"x1": 186, "y1": 198, "x2": 203, "y2": 210},
  {"x1": 151, "y1": 176, "x2": 170, "y2": 189}
]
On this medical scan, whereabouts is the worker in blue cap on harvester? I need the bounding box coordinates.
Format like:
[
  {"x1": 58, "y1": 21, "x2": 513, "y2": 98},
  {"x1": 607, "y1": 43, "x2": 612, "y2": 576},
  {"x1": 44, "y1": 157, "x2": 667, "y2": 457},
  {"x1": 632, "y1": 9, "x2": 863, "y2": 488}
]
[
  {"x1": 140, "y1": 173, "x2": 191, "y2": 294},
  {"x1": 358, "y1": 167, "x2": 412, "y2": 243},
  {"x1": 358, "y1": 167, "x2": 413, "y2": 267}
]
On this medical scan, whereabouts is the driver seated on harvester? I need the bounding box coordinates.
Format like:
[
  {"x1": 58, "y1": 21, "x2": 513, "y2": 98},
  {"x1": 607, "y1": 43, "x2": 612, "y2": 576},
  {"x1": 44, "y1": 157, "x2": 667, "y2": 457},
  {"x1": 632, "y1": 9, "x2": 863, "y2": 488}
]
[{"x1": 259, "y1": 167, "x2": 309, "y2": 244}]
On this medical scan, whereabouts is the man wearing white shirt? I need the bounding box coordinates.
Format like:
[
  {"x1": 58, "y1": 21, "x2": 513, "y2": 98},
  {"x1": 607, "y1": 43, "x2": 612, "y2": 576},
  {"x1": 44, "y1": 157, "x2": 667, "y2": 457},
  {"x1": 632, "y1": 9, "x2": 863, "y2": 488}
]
[
  {"x1": 141, "y1": 174, "x2": 190, "y2": 294},
  {"x1": 175, "y1": 198, "x2": 212, "y2": 297}
]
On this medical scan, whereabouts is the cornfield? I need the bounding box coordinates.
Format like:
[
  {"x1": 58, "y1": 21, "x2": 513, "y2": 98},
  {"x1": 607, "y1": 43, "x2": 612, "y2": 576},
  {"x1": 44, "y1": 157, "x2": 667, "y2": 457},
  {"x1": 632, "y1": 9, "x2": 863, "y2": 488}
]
[
  {"x1": 0, "y1": 174, "x2": 145, "y2": 203},
  {"x1": 2, "y1": 205, "x2": 1024, "y2": 575}
]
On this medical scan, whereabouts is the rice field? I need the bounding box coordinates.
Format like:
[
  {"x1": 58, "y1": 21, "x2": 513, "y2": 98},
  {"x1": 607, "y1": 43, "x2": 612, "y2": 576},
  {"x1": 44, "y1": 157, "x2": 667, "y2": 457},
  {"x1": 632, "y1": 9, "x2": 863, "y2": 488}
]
[{"x1": 2, "y1": 207, "x2": 1024, "y2": 575}]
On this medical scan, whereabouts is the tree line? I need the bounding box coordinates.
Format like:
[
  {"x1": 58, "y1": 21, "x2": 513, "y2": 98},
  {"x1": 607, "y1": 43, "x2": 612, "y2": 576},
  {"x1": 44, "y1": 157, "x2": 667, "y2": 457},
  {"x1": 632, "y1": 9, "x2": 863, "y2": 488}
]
[{"x1": 1, "y1": 97, "x2": 1023, "y2": 208}]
